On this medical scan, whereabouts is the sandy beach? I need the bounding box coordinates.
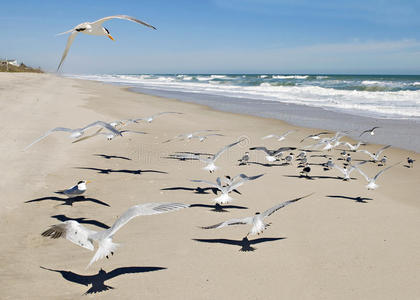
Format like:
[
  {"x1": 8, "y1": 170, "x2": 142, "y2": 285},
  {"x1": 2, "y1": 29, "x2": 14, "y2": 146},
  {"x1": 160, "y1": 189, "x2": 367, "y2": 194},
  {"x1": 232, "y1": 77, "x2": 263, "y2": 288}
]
[{"x1": 1, "y1": 73, "x2": 419, "y2": 299}]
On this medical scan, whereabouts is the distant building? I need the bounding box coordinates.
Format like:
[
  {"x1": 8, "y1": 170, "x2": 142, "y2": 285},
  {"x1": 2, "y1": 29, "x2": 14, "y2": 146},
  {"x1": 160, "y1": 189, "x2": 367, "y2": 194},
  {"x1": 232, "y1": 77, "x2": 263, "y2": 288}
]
[{"x1": 0, "y1": 59, "x2": 18, "y2": 66}]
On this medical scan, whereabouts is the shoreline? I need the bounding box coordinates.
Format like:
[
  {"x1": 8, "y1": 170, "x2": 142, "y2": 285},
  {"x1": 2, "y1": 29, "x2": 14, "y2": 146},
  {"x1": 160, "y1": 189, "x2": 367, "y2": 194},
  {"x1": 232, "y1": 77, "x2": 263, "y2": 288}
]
[
  {"x1": 64, "y1": 75, "x2": 420, "y2": 153},
  {"x1": 1, "y1": 73, "x2": 419, "y2": 299},
  {"x1": 129, "y1": 86, "x2": 420, "y2": 153}
]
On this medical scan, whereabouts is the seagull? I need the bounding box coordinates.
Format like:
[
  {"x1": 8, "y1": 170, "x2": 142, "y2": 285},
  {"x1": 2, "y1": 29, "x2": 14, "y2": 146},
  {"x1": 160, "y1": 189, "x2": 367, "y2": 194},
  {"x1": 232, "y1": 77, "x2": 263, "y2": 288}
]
[
  {"x1": 201, "y1": 194, "x2": 312, "y2": 240},
  {"x1": 41, "y1": 202, "x2": 189, "y2": 267},
  {"x1": 284, "y1": 153, "x2": 294, "y2": 165},
  {"x1": 407, "y1": 157, "x2": 415, "y2": 168},
  {"x1": 305, "y1": 132, "x2": 347, "y2": 151},
  {"x1": 24, "y1": 121, "x2": 122, "y2": 150},
  {"x1": 378, "y1": 156, "x2": 387, "y2": 166},
  {"x1": 300, "y1": 164, "x2": 311, "y2": 178},
  {"x1": 191, "y1": 174, "x2": 263, "y2": 205},
  {"x1": 181, "y1": 139, "x2": 244, "y2": 172},
  {"x1": 57, "y1": 15, "x2": 156, "y2": 71},
  {"x1": 249, "y1": 146, "x2": 296, "y2": 162},
  {"x1": 163, "y1": 130, "x2": 218, "y2": 143},
  {"x1": 356, "y1": 162, "x2": 400, "y2": 190},
  {"x1": 357, "y1": 145, "x2": 391, "y2": 162},
  {"x1": 332, "y1": 161, "x2": 367, "y2": 181},
  {"x1": 72, "y1": 129, "x2": 146, "y2": 143},
  {"x1": 296, "y1": 151, "x2": 307, "y2": 160},
  {"x1": 238, "y1": 152, "x2": 250, "y2": 166},
  {"x1": 262, "y1": 130, "x2": 295, "y2": 142},
  {"x1": 134, "y1": 112, "x2": 182, "y2": 124},
  {"x1": 345, "y1": 153, "x2": 352, "y2": 165},
  {"x1": 340, "y1": 141, "x2": 365, "y2": 151},
  {"x1": 359, "y1": 126, "x2": 380, "y2": 137},
  {"x1": 56, "y1": 180, "x2": 91, "y2": 197},
  {"x1": 223, "y1": 173, "x2": 264, "y2": 187},
  {"x1": 324, "y1": 158, "x2": 334, "y2": 170},
  {"x1": 300, "y1": 132, "x2": 330, "y2": 143}
]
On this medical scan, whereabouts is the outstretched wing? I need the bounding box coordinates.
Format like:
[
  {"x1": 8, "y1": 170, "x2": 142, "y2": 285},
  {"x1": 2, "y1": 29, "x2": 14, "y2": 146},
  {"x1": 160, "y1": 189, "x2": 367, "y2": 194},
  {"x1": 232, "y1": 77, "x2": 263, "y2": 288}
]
[
  {"x1": 97, "y1": 203, "x2": 189, "y2": 239},
  {"x1": 81, "y1": 121, "x2": 122, "y2": 136},
  {"x1": 57, "y1": 31, "x2": 78, "y2": 71},
  {"x1": 355, "y1": 166, "x2": 370, "y2": 182},
  {"x1": 201, "y1": 217, "x2": 254, "y2": 229},
  {"x1": 356, "y1": 149, "x2": 374, "y2": 159},
  {"x1": 262, "y1": 193, "x2": 313, "y2": 218},
  {"x1": 375, "y1": 144, "x2": 391, "y2": 157},
  {"x1": 213, "y1": 139, "x2": 243, "y2": 161},
  {"x1": 72, "y1": 128, "x2": 104, "y2": 143},
  {"x1": 347, "y1": 161, "x2": 367, "y2": 174},
  {"x1": 227, "y1": 173, "x2": 264, "y2": 192},
  {"x1": 24, "y1": 127, "x2": 74, "y2": 150},
  {"x1": 91, "y1": 15, "x2": 157, "y2": 30},
  {"x1": 152, "y1": 111, "x2": 182, "y2": 118},
  {"x1": 262, "y1": 134, "x2": 277, "y2": 140},
  {"x1": 373, "y1": 162, "x2": 400, "y2": 181},
  {"x1": 41, "y1": 222, "x2": 95, "y2": 251}
]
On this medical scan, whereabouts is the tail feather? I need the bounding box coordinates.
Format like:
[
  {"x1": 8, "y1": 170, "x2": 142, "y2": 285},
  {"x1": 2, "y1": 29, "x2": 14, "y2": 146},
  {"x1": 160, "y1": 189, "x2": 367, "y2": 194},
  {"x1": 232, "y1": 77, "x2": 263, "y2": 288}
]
[{"x1": 87, "y1": 238, "x2": 119, "y2": 268}]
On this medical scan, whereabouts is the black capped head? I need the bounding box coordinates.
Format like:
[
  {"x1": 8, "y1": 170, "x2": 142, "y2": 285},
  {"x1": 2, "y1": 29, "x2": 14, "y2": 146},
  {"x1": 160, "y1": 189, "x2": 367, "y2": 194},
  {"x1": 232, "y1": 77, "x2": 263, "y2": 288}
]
[{"x1": 255, "y1": 212, "x2": 260, "y2": 215}]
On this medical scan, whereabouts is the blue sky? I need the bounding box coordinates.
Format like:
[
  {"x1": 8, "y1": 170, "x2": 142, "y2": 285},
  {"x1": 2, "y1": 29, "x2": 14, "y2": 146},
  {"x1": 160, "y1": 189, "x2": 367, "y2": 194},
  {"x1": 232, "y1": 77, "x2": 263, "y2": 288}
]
[{"x1": 1, "y1": 0, "x2": 420, "y2": 74}]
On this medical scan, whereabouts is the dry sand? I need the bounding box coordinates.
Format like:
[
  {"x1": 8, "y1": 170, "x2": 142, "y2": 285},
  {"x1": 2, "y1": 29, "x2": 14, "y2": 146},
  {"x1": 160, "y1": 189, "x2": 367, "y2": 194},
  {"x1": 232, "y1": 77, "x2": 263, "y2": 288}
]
[{"x1": 0, "y1": 73, "x2": 419, "y2": 299}]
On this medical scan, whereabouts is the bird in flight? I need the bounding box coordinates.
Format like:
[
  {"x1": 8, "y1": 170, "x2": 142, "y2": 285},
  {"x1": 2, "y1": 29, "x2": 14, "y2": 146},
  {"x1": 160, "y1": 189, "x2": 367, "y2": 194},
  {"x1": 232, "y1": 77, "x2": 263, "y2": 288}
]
[
  {"x1": 56, "y1": 15, "x2": 156, "y2": 71},
  {"x1": 41, "y1": 202, "x2": 189, "y2": 267}
]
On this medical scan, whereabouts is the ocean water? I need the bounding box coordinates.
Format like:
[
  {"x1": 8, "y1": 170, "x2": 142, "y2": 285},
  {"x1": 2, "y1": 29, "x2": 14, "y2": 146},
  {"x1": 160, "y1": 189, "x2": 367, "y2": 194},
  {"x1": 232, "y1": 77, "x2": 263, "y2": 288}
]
[{"x1": 66, "y1": 73, "x2": 420, "y2": 120}]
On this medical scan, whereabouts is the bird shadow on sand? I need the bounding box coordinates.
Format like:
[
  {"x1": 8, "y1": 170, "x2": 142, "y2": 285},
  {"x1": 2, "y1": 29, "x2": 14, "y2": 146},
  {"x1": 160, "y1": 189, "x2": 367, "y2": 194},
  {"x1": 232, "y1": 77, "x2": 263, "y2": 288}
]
[
  {"x1": 50, "y1": 214, "x2": 110, "y2": 229},
  {"x1": 190, "y1": 203, "x2": 248, "y2": 212},
  {"x1": 326, "y1": 195, "x2": 373, "y2": 204},
  {"x1": 193, "y1": 237, "x2": 286, "y2": 251},
  {"x1": 93, "y1": 154, "x2": 132, "y2": 161},
  {"x1": 284, "y1": 175, "x2": 356, "y2": 181},
  {"x1": 25, "y1": 195, "x2": 110, "y2": 207},
  {"x1": 161, "y1": 186, "x2": 218, "y2": 195},
  {"x1": 161, "y1": 186, "x2": 241, "y2": 196},
  {"x1": 76, "y1": 167, "x2": 168, "y2": 175},
  {"x1": 248, "y1": 161, "x2": 287, "y2": 167},
  {"x1": 40, "y1": 266, "x2": 166, "y2": 295}
]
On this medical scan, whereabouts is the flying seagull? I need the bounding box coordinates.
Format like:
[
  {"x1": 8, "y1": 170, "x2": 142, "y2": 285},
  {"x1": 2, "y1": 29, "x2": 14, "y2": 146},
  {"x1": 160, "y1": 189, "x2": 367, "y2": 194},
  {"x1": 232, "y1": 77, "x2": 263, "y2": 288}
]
[
  {"x1": 178, "y1": 139, "x2": 245, "y2": 172},
  {"x1": 41, "y1": 202, "x2": 189, "y2": 267},
  {"x1": 356, "y1": 162, "x2": 400, "y2": 190},
  {"x1": 201, "y1": 194, "x2": 312, "y2": 240},
  {"x1": 191, "y1": 174, "x2": 264, "y2": 205},
  {"x1": 262, "y1": 130, "x2": 295, "y2": 142},
  {"x1": 134, "y1": 112, "x2": 183, "y2": 124},
  {"x1": 357, "y1": 145, "x2": 391, "y2": 162},
  {"x1": 163, "y1": 130, "x2": 218, "y2": 143},
  {"x1": 300, "y1": 132, "x2": 330, "y2": 143},
  {"x1": 249, "y1": 146, "x2": 296, "y2": 162},
  {"x1": 72, "y1": 129, "x2": 146, "y2": 143},
  {"x1": 24, "y1": 121, "x2": 122, "y2": 150},
  {"x1": 57, "y1": 15, "x2": 156, "y2": 70},
  {"x1": 332, "y1": 161, "x2": 367, "y2": 181},
  {"x1": 359, "y1": 127, "x2": 380, "y2": 137},
  {"x1": 339, "y1": 141, "x2": 365, "y2": 151}
]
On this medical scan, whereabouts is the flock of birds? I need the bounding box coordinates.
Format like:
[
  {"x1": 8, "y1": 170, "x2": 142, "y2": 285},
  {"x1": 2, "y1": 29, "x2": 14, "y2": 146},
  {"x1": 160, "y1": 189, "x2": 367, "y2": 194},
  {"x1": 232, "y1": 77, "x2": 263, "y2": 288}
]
[
  {"x1": 25, "y1": 111, "x2": 416, "y2": 271},
  {"x1": 21, "y1": 15, "x2": 416, "y2": 292}
]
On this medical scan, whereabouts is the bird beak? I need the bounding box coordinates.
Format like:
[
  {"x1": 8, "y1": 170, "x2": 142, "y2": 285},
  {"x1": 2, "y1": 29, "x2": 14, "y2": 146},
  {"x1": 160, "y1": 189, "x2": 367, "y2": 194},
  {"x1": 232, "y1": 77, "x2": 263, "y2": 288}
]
[
  {"x1": 86, "y1": 180, "x2": 92, "y2": 183},
  {"x1": 107, "y1": 34, "x2": 115, "y2": 41}
]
